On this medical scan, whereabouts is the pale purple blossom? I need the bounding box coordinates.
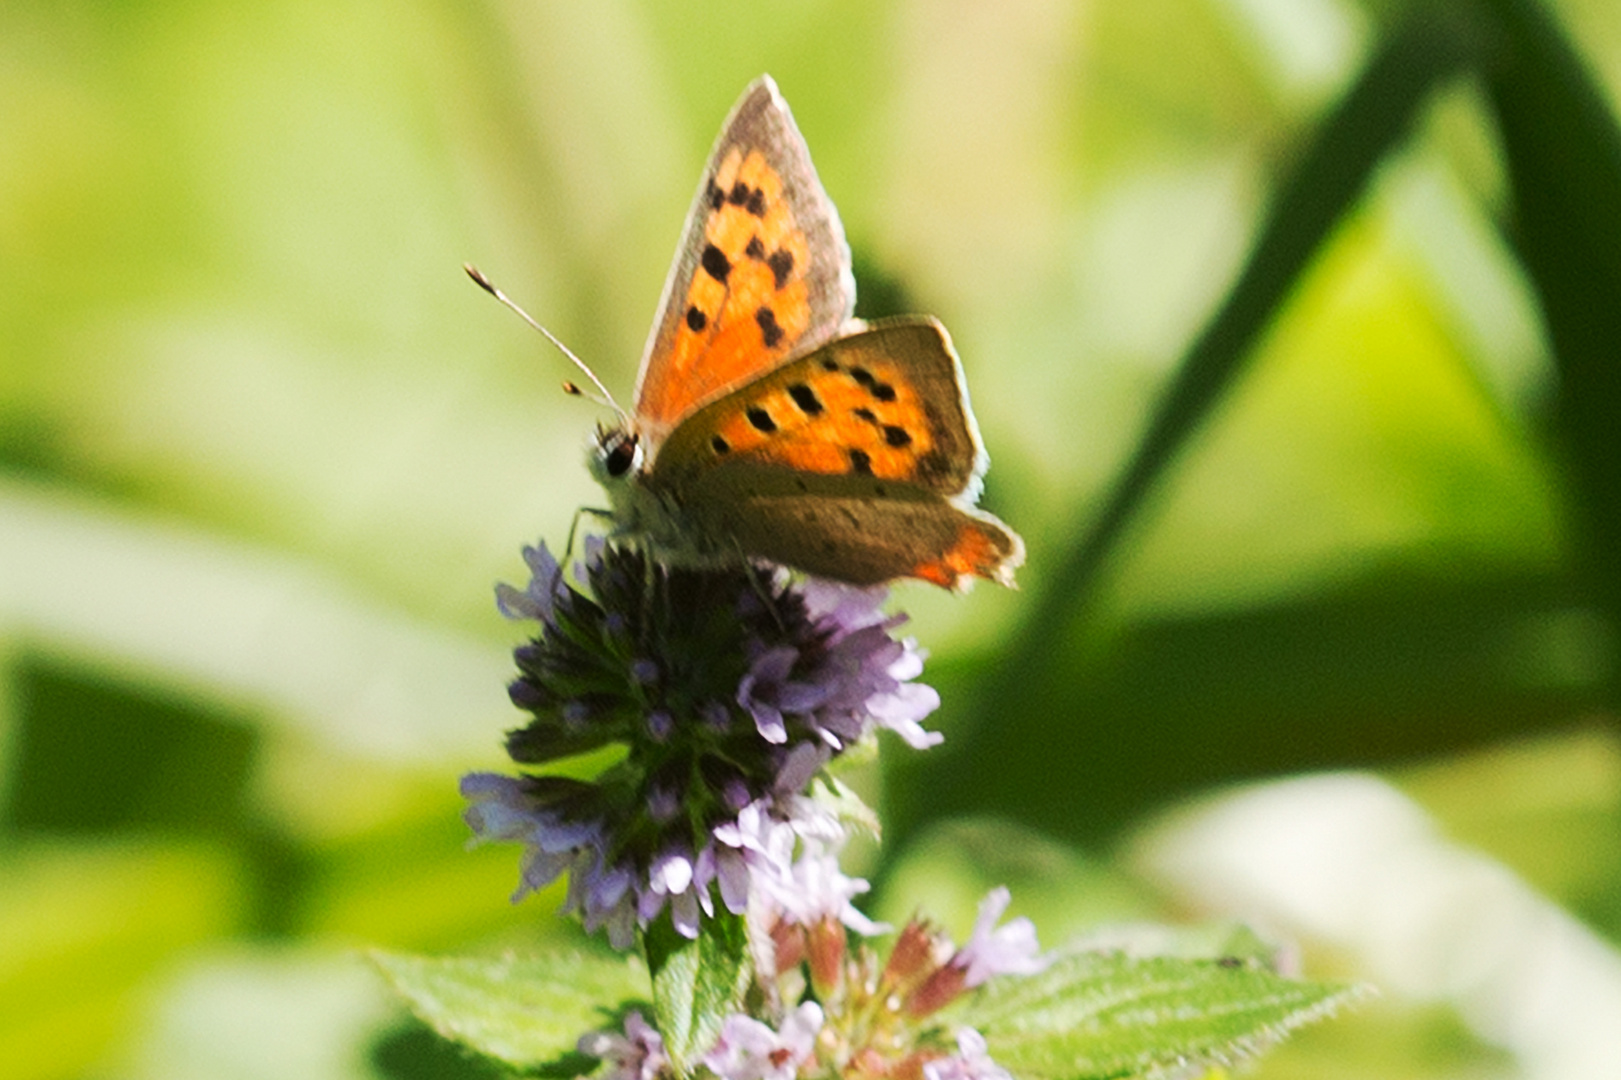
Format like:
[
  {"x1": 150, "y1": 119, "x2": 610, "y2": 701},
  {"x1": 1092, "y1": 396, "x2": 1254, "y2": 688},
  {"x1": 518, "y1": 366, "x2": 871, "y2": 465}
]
[
  {"x1": 956, "y1": 886, "x2": 1049, "y2": 986},
  {"x1": 752, "y1": 836, "x2": 885, "y2": 937},
  {"x1": 923, "y1": 1029, "x2": 1011, "y2": 1080},
  {"x1": 701, "y1": 1003, "x2": 824, "y2": 1080},
  {"x1": 460, "y1": 773, "x2": 601, "y2": 900},
  {"x1": 737, "y1": 581, "x2": 941, "y2": 751},
  {"x1": 578, "y1": 1010, "x2": 666, "y2": 1080},
  {"x1": 462, "y1": 773, "x2": 642, "y2": 947},
  {"x1": 494, "y1": 543, "x2": 565, "y2": 623}
]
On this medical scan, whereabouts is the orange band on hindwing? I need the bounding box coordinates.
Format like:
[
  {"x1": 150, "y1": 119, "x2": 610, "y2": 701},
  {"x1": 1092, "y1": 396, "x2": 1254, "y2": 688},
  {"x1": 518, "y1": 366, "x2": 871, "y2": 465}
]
[
  {"x1": 702, "y1": 357, "x2": 940, "y2": 483},
  {"x1": 910, "y1": 518, "x2": 1019, "y2": 589}
]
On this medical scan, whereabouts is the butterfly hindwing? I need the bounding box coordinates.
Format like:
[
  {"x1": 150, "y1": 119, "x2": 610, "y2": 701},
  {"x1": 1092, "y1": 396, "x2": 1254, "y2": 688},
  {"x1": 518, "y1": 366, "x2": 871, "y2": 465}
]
[
  {"x1": 676, "y1": 468, "x2": 1021, "y2": 588},
  {"x1": 650, "y1": 318, "x2": 986, "y2": 498},
  {"x1": 632, "y1": 76, "x2": 855, "y2": 437}
]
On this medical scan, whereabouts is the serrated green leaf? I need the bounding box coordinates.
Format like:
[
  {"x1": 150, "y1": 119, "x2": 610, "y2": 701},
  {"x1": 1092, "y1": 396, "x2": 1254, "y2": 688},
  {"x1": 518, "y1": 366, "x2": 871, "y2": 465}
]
[
  {"x1": 368, "y1": 949, "x2": 649, "y2": 1070},
  {"x1": 644, "y1": 910, "x2": 750, "y2": 1075},
  {"x1": 961, "y1": 946, "x2": 1370, "y2": 1080}
]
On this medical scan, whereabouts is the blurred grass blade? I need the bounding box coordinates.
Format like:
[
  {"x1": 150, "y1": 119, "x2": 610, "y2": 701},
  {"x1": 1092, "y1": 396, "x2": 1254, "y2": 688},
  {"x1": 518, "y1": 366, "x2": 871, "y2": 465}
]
[
  {"x1": 1047, "y1": 6, "x2": 1479, "y2": 628},
  {"x1": 1481, "y1": 0, "x2": 1621, "y2": 699},
  {"x1": 968, "y1": 8, "x2": 1480, "y2": 724}
]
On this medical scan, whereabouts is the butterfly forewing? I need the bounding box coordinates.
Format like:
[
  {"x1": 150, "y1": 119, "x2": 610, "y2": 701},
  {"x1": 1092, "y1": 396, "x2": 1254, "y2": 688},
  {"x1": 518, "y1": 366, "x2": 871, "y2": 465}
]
[
  {"x1": 650, "y1": 319, "x2": 986, "y2": 498},
  {"x1": 632, "y1": 76, "x2": 855, "y2": 436}
]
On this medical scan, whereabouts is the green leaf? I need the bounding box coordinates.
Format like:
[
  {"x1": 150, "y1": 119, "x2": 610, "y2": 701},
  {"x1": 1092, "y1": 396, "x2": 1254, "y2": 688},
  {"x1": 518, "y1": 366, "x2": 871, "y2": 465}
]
[
  {"x1": 368, "y1": 949, "x2": 649, "y2": 1071},
  {"x1": 644, "y1": 909, "x2": 751, "y2": 1076},
  {"x1": 961, "y1": 946, "x2": 1370, "y2": 1080}
]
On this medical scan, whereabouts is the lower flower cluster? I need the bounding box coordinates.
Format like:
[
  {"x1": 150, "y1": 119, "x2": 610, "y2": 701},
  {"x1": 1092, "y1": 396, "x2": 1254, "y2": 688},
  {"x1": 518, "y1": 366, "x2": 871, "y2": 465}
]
[
  {"x1": 464, "y1": 540, "x2": 940, "y2": 948},
  {"x1": 582, "y1": 888, "x2": 1045, "y2": 1080}
]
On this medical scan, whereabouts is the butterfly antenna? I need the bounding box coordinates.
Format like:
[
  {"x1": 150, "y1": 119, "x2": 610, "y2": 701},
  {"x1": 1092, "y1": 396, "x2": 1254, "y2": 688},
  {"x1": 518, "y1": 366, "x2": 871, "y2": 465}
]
[{"x1": 463, "y1": 263, "x2": 626, "y2": 419}]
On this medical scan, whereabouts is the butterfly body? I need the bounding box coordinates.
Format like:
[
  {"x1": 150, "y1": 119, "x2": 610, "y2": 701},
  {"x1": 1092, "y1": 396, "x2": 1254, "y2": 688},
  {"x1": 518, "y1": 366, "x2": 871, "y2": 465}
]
[{"x1": 588, "y1": 76, "x2": 1022, "y2": 589}]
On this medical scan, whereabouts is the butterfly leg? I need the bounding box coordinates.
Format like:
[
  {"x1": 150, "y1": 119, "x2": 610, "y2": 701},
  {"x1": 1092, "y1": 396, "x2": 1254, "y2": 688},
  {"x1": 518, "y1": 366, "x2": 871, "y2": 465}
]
[
  {"x1": 641, "y1": 544, "x2": 660, "y2": 617},
  {"x1": 728, "y1": 537, "x2": 787, "y2": 631},
  {"x1": 565, "y1": 506, "x2": 616, "y2": 569},
  {"x1": 748, "y1": 566, "x2": 787, "y2": 632}
]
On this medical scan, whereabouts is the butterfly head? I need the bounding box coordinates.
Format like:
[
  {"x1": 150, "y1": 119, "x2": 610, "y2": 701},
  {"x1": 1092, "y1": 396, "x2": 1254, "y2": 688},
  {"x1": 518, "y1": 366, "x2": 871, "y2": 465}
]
[
  {"x1": 587, "y1": 421, "x2": 708, "y2": 566},
  {"x1": 589, "y1": 423, "x2": 644, "y2": 486}
]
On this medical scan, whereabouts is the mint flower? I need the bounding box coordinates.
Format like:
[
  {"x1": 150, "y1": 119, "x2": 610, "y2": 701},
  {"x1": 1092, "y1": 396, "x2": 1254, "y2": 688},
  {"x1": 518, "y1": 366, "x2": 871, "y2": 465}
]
[
  {"x1": 463, "y1": 541, "x2": 938, "y2": 946},
  {"x1": 755, "y1": 836, "x2": 884, "y2": 936},
  {"x1": 577, "y1": 1011, "x2": 666, "y2": 1080},
  {"x1": 923, "y1": 1029, "x2": 1012, "y2": 1080},
  {"x1": 901, "y1": 886, "x2": 1050, "y2": 1017},
  {"x1": 701, "y1": 1003, "x2": 824, "y2": 1080},
  {"x1": 956, "y1": 886, "x2": 1048, "y2": 985}
]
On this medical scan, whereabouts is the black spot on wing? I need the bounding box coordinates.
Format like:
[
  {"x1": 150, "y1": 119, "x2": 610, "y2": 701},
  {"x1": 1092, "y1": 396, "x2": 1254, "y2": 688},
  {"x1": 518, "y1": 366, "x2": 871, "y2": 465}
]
[
  {"x1": 821, "y1": 358, "x2": 839, "y2": 372},
  {"x1": 685, "y1": 305, "x2": 707, "y2": 332},
  {"x1": 787, "y1": 383, "x2": 823, "y2": 415},
  {"x1": 745, "y1": 236, "x2": 765, "y2": 260},
  {"x1": 746, "y1": 406, "x2": 777, "y2": 433},
  {"x1": 701, "y1": 244, "x2": 731, "y2": 283},
  {"x1": 767, "y1": 249, "x2": 794, "y2": 290},
  {"x1": 849, "y1": 449, "x2": 872, "y2": 475},
  {"x1": 710, "y1": 434, "x2": 730, "y2": 454},
  {"x1": 755, "y1": 306, "x2": 784, "y2": 348},
  {"x1": 853, "y1": 407, "x2": 877, "y2": 423},
  {"x1": 845, "y1": 365, "x2": 898, "y2": 403},
  {"x1": 883, "y1": 425, "x2": 912, "y2": 448},
  {"x1": 706, "y1": 181, "x2": 725, "y2": 210},
  {"x1": 726, "y1": 182, "x2": 766, "y2": 217}
]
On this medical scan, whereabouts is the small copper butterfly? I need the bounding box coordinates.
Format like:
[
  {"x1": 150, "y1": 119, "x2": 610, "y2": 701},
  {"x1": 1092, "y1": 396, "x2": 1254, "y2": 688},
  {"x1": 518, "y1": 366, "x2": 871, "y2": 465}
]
[{"x1": 510, "y1": 76, "x2": 1022, "y2": 589}]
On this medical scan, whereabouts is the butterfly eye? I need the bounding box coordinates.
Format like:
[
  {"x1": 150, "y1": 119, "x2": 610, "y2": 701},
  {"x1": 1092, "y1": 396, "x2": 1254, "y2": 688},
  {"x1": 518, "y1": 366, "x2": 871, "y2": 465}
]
[{"x1": 600, "y1": 430, "x2": 641, "y2": 479}]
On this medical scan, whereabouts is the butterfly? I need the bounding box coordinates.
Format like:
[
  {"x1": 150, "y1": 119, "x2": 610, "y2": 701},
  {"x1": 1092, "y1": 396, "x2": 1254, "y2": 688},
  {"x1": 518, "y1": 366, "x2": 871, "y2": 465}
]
[{"x1": 573, "y1": 76, "x2": 1021, "y2": 589}]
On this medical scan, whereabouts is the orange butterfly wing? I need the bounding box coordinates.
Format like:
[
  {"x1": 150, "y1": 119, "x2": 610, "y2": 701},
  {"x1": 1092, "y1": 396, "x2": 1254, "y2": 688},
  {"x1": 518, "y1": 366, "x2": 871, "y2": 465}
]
[
  {"x1": 649, "y1": 320, "x2": 1024, "y2": 589},
  {"x1": 632, "y1": 76, "x2": 854, "y2": 439},
  {"x1": 653, "y1": 320, "x2": 985, "y2": 496}
]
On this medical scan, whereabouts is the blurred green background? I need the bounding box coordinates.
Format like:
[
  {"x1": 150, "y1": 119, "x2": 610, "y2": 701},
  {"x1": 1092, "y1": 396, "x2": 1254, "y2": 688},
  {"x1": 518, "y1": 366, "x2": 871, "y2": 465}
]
[{"x1": 4, "y1": 0, "x2": 1620, "y2": 1077}]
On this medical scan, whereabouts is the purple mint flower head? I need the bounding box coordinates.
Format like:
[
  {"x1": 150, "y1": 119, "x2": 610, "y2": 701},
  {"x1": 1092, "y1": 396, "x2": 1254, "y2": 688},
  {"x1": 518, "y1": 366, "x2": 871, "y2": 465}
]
[{"x1": 464, "y1": 540, "x2": 939, "y2": 946}]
